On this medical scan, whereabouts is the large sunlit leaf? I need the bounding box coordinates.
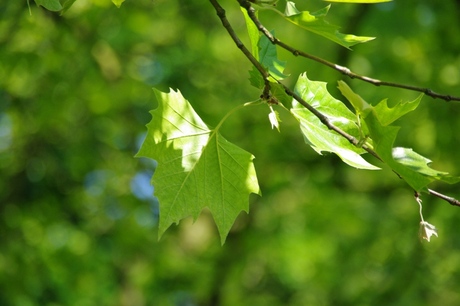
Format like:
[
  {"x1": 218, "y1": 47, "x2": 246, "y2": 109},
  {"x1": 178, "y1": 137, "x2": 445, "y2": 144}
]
[
  {"x1": 136, "y1": 89, "x2": 260, "y2": 244},
  {"x1": 291, "y1": 73, "x2": 379, "y2": 170},
  {"x1": 283, "y1": 2, "x2": 374, "y2": 49}
]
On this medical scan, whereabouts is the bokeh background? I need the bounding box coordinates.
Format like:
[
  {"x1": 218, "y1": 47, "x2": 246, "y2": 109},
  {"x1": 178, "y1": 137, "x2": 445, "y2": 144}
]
[{"x1": 1, "y1": 0, "x2": 460, "y2": 305}]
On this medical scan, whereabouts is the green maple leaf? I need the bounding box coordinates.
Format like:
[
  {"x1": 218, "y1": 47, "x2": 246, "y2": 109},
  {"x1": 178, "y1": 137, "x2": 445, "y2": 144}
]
[
  {"x1": 284, "y1": 2, "x2": 374, "y2": 49},
  {"x1": 291, "y1": 73, "x2": 379, "y2": 170},
  {"x1": 136, "y1": 89, "x2": 260, "y2": 244}
]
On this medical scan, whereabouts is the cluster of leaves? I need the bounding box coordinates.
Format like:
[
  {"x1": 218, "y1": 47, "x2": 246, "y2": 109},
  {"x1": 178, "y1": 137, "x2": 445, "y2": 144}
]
[
  {"x1": 34, "y1": 0, "x2": 457, "y2": 243},
  {"x1": 135, "y1": 0, "x2": 459, "y2": 243}
]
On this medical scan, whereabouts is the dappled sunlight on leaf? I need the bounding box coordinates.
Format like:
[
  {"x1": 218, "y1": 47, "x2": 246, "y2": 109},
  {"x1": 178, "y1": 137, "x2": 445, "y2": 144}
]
[
  {"x1": 137, "y1": 89, "x2": 260, "y2": 243},
  {"x1": 291, "y1": 74, "x2": 379, "y2": 170}
]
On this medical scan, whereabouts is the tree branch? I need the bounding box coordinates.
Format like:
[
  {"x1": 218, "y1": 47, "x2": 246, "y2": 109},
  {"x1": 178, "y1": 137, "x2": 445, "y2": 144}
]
[
  {"x1": 211, "y1": 0, "x2": 460, "y2": 208},
  {"x1": 209, "y1": 0, "x2": 272, "y2": 100},
  {"x1": 428, "y1": 189, "x2": 460, "y2": 207},
  {"x1": 239, "y1": 0, "x2": 460, "y2": 103},
  {"x1": 237, "y1": 0, "x2": 460, "y2": 207}
]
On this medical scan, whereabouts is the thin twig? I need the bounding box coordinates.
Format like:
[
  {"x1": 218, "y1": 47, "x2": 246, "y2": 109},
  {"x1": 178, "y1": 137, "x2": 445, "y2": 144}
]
[
  {"x1": 428, "y1": 189, "x2": 460, "y2": 207},
  {"x1": 238, "y1": 0, "x2": 460, "y2": 103},
  {"x1": 209, "y1": 0, "x2": 272, "y2": 100}
]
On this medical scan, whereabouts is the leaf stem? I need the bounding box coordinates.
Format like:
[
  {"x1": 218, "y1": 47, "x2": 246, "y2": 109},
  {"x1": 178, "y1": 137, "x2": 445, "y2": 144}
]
[
  {"x1": 415, "y1": 192, "x2": 424, "y2": 222},
  {"x1": 428, "y1": 189, "x2": 460, "y2": 207},
  {"x1": 215, "y1": 99, "x2": 261, "y2": 132}
]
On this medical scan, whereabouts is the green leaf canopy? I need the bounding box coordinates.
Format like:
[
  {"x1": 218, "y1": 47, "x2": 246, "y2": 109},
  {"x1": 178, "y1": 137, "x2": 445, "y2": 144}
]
[{"x1": 136, "y1": 89, "x2": 260, "y2": 244}]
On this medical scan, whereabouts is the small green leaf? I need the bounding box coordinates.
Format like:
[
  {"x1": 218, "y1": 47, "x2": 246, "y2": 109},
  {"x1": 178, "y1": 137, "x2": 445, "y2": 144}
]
[
  {"x1": 291, "y1": 73, "x2": 379, "y2": 170},
  {"x1": 324, "y1": 0, "x2": 391, "y2": 3},
  {"x1": 283, "y1": 2, "x2": 374, "y2": 49},
  {"x1": 285, "y1": 0, "x2": 300, "y2": 15},
  {"x1": 241, "y1": 7, "x2": 260, "y2": 60},
  {"x1": 34, "y1": 0, "x2": 62, "y2": 11},
  {"x1": 337, "y1": 81, "x2": 371, "y2": 115},
  {"x1": 372, "y1": 94, "x2": 423, "y2": 126},
  {"x1": 258, "y1": 32, "x2": 288, "y2": 81},
  {"x1": 338, "y1": 81, "x2": 422, "y2": 125},
  {"x1": 112, "y1": 0, "x2": 125, "y2": 8},
  {"x1": 136, "y1": 89, "x2": 260, "y2": 244},
  {"x1": 60, "y1": 0, "x2": 77, "y2": 15},
  {"x1": 392, "y1": 147, "x2": 460, "y2": 184},
  {"x1": 270, "y1": 82, "x2": 292, "y2": 106},
  {"x1": 248, "y1": 32, "x2": 288, "y2": 88},
  {"x1": 249, "y1": 68, "x2": 265, "y2": 89}
]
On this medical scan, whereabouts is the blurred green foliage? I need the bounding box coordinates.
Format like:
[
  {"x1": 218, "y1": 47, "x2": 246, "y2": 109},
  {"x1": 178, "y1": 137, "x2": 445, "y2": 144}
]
[{"x1": 1, "y1": 0, "x2": 460, "y2": 305}]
